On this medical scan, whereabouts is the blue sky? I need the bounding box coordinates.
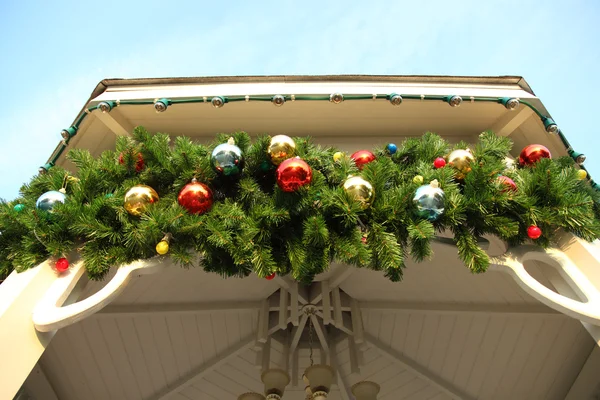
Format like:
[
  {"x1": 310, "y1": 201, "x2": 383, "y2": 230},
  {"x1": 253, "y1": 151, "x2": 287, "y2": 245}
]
[{"x1": 0, "y1": 0, "x2": 599, "y2": 200}]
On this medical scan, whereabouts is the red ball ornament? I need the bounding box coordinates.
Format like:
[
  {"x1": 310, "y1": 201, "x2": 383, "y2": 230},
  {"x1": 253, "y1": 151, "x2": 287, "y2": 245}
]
[
  {"x1": 497, "y1": 175, "x2": 517, "y2": 192},
  {"x1": 433, "y1": 157, "x2": 446, "y2": 169},
  {"x1": 519, "y1": 144, "x2": 551, "y2": 166},
  {"x1": 527, "y1": 225, "x2": 542, "y2": 240},
  {"x1": 350, "y1": 150, "x2": 376, "y2": 170},
  {"x1": 55, "y1": 257, "x2": 69, "y2": 273},
  {"x1": 265, "y1": 273, "x2": 276, "y2": 280},
  {"x1": 361, "y1": 236, "x2": 367, "y2": 244},
  {"x1": 177, "y1": 180, "x2": 213, "y2": 215},
  {"x1": 276, "y1": 158, "x2": 313, "y2": 192},
  {"x1": 119, "y1": 152, "x2": 145, "y2": 172}
]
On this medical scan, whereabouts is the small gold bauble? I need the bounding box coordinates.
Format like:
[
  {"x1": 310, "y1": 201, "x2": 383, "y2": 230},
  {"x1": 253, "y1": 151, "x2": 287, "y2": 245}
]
[
  {"x1": 124, "y1": 185, "x2": 159, "y2": 216},
  {"x1": 577, "y1": 169, "x2": 588, "y2": 180},
  {"x1": 268, "y1": 135, "x2": 296, "y2": 165},
  {"x1": 413, "y1": 175, "x2": 424, "y2": 184},
  {"x1": 447, "y1": 149, "x2": 475, "y2": 179},
  {"x1": 343, "y1": 176, "x2": 375, "y2": 209},
  {"x1": 333, "y1": 151, "x2": 344, "y2": 162},
  {"x1": 156, "y1": 240, "x2": 169, "y2": 255}
]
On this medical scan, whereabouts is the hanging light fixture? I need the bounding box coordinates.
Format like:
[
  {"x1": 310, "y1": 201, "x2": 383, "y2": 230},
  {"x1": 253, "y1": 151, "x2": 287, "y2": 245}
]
[
  {"x1": 302, "y1": 308, "x2": 335, "y2": 400},
  {"x1": 238, "y1": 393, "x2": 266, "y2": 400},
  {"x1": 261, "y1": 369, "x2": 290, "y2": 400},
  {"x1": 351, "y1": 381, "x2": 380, "y2": 400}
]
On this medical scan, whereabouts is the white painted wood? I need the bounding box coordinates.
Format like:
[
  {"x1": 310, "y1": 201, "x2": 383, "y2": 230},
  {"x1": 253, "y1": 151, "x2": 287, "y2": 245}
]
[
  {"x1": 491, "y1": 245, "x2": 600, "y2": 326},
  {"x1": 262, "y1": 336, "x2": 271, "y2": 373},
  {"x1": 279, "y1": 288, "x2": 288, "y2": 330},
  {"x1": 360, "y1": 301, "x2": 559, "y2": 315},
  {"x1": 310, "y1": 315, "x2": 329, "y2": 356},
  {"x1": 97, "y1": 301, "x2": 261, "y2": 316},
  {"x1": 289, "y1": 313, "x2": 309, "y2": 357},
  {"x1": 348, "y1": 338, "x2": 360, "y2": 374},
  {"x1": 257, "y1": 299, "x2": 269, "y2": 344},
  {"x1": 330, "y1": 340, "x2": 352, "y2": 400},
  {"x1": 321, "y1": 281, "x2": 332, "y2": 325},
  {"x1": 0, "y1": 258, "x2": 65, "y2": 400},
  {"x1": 351, "y1": 299, "x2": 365, "y2": 348},
  {"x1": 23, "y1": 364, "x2": 58, "y2": 400},
  {"x1": 154, "y1": 334, "x2": 254, "y2": 400},
  {"x1": 290, "y1": 282, "x2": 299, "y2": 326},
  {"x1": 291, "y1": 348, "x2": 299, "y2": 388},
  {"x1": 33, "y1": 258, "x2": 164, "y2": 332},
  {"x1": 365, "y1": 333, "x2": 474, "y2": 400},
  {"x1": 94, "y1": 108, "x2": 134, "y2": 136},
  {"x1": 565, "y1": 346, "x2": 600, "y2": 400},
  {"x1": 488, "y1": 105, "x2": 534, "y2": 137},
  {"x1": 332, "y1": 286, "x2": 343, "y2": 327}
]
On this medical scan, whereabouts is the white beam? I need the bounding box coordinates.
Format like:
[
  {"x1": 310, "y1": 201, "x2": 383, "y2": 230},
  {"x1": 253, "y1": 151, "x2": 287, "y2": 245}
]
[
  {"x1": 310, "y1": 315, "x2": 329, "y2": 357},
  {"x1": 365, "y1": 333, "x2": 474, "y2": 400},
  {"x1": 331, "y1": 339, "x2": 352, "y2": 400},
  {"x1": 351, "y1": 299, "x2": 365, "y2": 346},
  {"x1": 359, "y1": 301, "x2": 561, "y2": 316},
  {"x1": 321, "y1": 281, "x2": 331, "y2": 325},
  {"x1": 94, "y1": 108, "x2": 134, "y2": 136},
  {"x1": 348, "y1": 338, "x2": 360, "y2": 374},
  {"x1": 289, "y1": 313, "x2": 309, "y2": 357},
  {"x1": 257, "y1": 299, "x2": 269, "y2": 344},
  {"x1": 488, "y1": 105, "x2": 534, "y2": 137},
  {"x1": 332, "y1": 287, "x2": 343, "y2": 327},
  {"x1": 279, "y1": 288, "x2": 288, "y2": 330},
  {"x1": 290, "y1": 282, "x2": 299, "y2": 326},
  {"x1": 97, "y1": 301, "x2": 261, "y2": 317},
  {"x1": 291, "y1": 348, "x2": 299, "y2": 387},
  {"x1": 310, "y1": 266, "x2": 354, "y2": 304},
  {"x1": 155, "y1": 334, "x2": 254, "y2": 400},
  {"x1": 565, "y1": 346, "x2": 600, "y2": 400},
  {"x1": 261, "y1": 337, "x2": 271, "y2": 373}
]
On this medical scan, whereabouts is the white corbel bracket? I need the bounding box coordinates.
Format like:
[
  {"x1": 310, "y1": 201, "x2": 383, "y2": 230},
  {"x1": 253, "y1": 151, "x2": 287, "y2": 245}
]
[
  {"x1": 491, "y1": 245, "x2": 600, "y2": 326},
  {"x1": 33, "y1": 257, "x2": 164, "y2": 332}
]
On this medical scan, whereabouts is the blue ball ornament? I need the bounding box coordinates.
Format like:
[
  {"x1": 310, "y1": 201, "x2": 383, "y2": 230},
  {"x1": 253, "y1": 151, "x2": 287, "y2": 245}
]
[
  {"x1": 211, "y1": 139, "x2": 244, "y2": 176},
  {"x1": 36, "y1": 190, "x2": 66, "y2": 212},
  {"x1": 413, "y1": 180, "x2": 445, "y2": 221},
  {"x1": 387, "y1": 143, "x2": 398, "y2": 155}
]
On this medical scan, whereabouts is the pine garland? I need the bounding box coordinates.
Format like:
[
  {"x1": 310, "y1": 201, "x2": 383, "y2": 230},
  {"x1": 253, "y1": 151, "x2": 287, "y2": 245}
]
[{"x1": 1, "y1": 128, "x2": 599, "y2": 283}]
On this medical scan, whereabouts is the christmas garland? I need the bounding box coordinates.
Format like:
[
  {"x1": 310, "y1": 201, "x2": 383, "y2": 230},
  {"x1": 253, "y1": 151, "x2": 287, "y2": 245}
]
[{"x1": 1, "y1": 128, "x2": 599, "y2": 283}]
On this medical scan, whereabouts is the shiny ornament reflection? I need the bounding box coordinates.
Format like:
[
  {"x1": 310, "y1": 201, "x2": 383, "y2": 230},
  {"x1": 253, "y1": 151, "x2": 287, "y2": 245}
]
[
  {"x1": 276, "y1": 158, "x2": 312, "y2": 192},
  {"x1": 36, "y1": 190, "x2": 67, "y2": 212},
  {"x1": 350, "y1": 150, "x2": 376, "y2": 170},
  {"x1": 124, "y1": 185, "x2": 159, "y2": 216},
  {"x1": 268, "y1": 135, "x2": 296, "y2": 165},
  {"x1": 413, "y1": 180, "x2": 445, "y2": 221},
  {"x1": 519, "y1": 144, "x2": 551, "y2": 166},
  {"x1": 177, "y1": 180, "x2": 213, "y2": 215},
  {"x1": 211, "y1": 142, "x2": 244, "y2": 176},
  {"x1": 447, "y1": 149, "x2": 474, "y2": 179},
  {"x1": 343, "y1": 176, "x2": 375, "y2": 209}
]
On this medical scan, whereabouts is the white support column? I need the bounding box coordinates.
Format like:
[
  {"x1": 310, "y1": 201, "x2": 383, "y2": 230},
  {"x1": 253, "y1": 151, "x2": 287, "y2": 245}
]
[{"x1": 0, "y1": 259, "x2": 81, "y2": 400}]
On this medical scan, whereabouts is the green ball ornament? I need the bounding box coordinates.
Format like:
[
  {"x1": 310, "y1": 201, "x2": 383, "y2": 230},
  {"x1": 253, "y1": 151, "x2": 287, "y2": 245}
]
[
  {"x1": 14, "y1": 204, "x2": 25, "y2": 212},
  {"x1": 36, "y1": 190, "x2": 66, "y2": 212},
  {"x1": 211, "y1": 138, "x2": 244, "y2": 176},
  {"x1": 413, "y1": 180, "x2": 445, "y2": 221}
]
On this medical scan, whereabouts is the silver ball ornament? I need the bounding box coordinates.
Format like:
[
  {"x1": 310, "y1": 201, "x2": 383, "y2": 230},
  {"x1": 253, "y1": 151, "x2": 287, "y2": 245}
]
[
  {"x1": 36, "y1": 190, "x2": 67, "y2": 212},
  {"x1": 413, "y1": 180, "x2": 445, "y2": 221}
]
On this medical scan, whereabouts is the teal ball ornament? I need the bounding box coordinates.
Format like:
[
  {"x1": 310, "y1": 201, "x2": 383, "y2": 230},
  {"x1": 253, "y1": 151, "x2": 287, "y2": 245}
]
[
  {"x1": 211, "y1": 140, "x2": 244, "y2": 176},
  {"x1": 36, "y1": 190, "x2": 66, "y2": 212},
  {"x1": 413, "y1": 180, "x2": 445, "y2": 221},
  {"x1": 14, "y1": 204, "x2": 25, "y2": 212}
]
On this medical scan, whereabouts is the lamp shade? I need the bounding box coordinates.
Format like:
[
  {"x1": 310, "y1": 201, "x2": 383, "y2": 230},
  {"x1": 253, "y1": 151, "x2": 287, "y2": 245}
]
[
  {"x1": 351, "y1": 381, "x2": 380, "y2": 400},
  {"x1": 261, "y1": 369, "x2": 290, "y2": 397},
  {"x1": 304, "y1": 364, "x2": 335, "y2": 394},
  {"x1": 238, "y1": 393, "x2": 266, "y2": 400}
]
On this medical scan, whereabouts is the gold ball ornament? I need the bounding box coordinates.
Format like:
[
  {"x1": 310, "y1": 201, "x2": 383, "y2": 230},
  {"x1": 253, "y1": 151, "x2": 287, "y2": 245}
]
[
  {"x1": 156, "y1": 240, "x2": 169, "y2": 255},
  {"x1": 333, "y1": 151, "x2": 344, "y2": 162},
  {"x1": 124, "y1": 185, "x2": 159, "y2": 216},
  {"x1": 268, "y1": 135, "x2": 296, "y2": 165},
  {"x1": 343, "y1": 176, "x2": 375, "y2": 209},
  {"x1": 447, "y1": 149, "x2": 475, "y2": 179},
  {"x1": 577, "y1": 169, "x2": 588, "y2": 180},
  {"x1": 413, "y1": 175, "x2": 424, "y2": 184}
]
